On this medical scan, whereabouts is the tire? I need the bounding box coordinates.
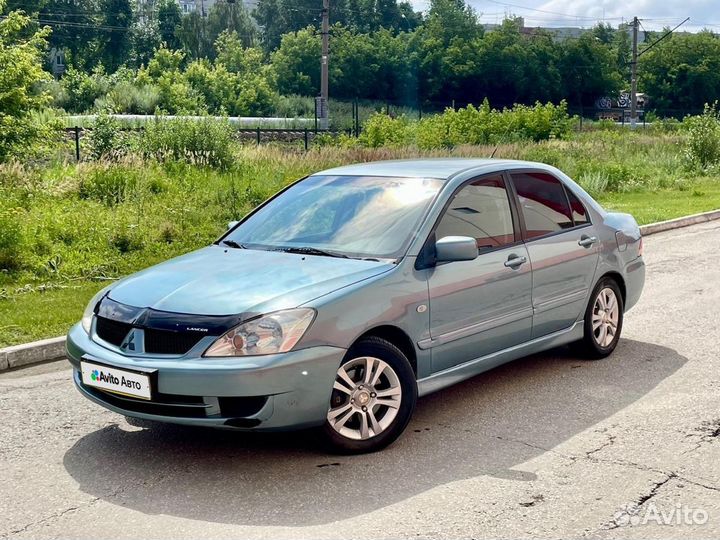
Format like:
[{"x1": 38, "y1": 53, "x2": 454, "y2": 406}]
[
  {"x1": 322, "y1": 336, "x2": 417, "y2": 454},
  {"x1": 576, "y1": 276, "x2": 624, "y2": 359}
]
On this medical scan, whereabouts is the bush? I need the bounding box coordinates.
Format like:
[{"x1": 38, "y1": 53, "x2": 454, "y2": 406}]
[
  {"x1": 358, "y1": 100, "x2": 574, "y2": 150},
  {"x1": 86, "y1": 113, "x2": 126, "y2": 160},
  {"x1": 98, "y1": 82, "x2": 161, "y2": 115},
  {"x1": 684, "y1": 103, "x2": 720, "y2": 168},
  {"x1": 358, "y1": 113, "x2": 413, "y2": 148},
  {"x1": 141, "y1": 117, "x2": 235, "y2": 168},
  {"x1": 60, "y1": 68, "x2": 112, "y2": 113},
  {"x1": 0, "y1": 7, "x2": 56, "y2": 162}
]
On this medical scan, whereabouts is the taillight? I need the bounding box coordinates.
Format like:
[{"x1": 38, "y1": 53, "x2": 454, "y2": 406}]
[{"x1": 638, "y1": 236, "x2": 643, "y2": 257}]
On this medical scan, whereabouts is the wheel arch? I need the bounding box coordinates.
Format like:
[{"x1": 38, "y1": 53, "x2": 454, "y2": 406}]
[
  {"x1": 597, "y1": 271, "x2": 627, "y2": 305},
  {"x1": 353, "y1": 325, "x2": 418, "y2": 377}
]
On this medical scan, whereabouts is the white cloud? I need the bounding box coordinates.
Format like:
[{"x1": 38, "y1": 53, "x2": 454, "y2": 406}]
[{"x1": 409, "y1": 0, "x2": 720, "y2": 31}]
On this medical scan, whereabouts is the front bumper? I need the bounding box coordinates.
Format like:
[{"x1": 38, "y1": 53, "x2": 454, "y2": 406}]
[{"x1": 66, "y1": 323, "x2": 346, "y2": 430}]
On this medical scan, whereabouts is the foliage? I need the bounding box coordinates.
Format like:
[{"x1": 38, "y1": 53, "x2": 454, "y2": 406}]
[
  {"x1": 175, "y1": 1, "x2": 255, "y2": 60},
  {"x1": 0, "y1": 205, "x2": 23, "y2": 270},
  {"x1": 684, "y1": 103, "x2": 720, "y2": 168},
  {"x1": 640, "y1": 31, "x2": 720, "y2": 113},
  {"x1": 86, "y1": 113, "x2": 127, "y2": 160},
  {"x1": 271, "y1": 28, "x2": 321, "y2": 96},
  {"x1": 57, "y1": 68, "x2": 112, "y2": 113},
  {"x1": 141, "y1": 117, "x2": 235, "y2": 168},
  {"x1": 157, "y1": 0, "x2": 182, "y2": 50},
  {"x1": 0, "y1": 2, "x2": 58, "y2": 162},
  {"x1": 253, "y1": 0, "x2": 421, "y2": 52},
  {"x1": 359, "y1": 113, "x2": 415, "y2": 147},
  {"x1": 353, "y1": 101, "x2": 574, "y2": 149}
]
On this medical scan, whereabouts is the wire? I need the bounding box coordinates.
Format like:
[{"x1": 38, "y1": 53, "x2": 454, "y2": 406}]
[{"x1": 477, "y1": 0, "x2": 624, "y2": 21}]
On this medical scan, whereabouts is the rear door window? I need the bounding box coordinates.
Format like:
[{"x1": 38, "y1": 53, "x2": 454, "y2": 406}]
[
  {"x1": 511, "y1": 172, "x2": 573, "y2": 239},
  {"x1": 566, "y1": 189, "x2": 590, "y2": 226}
]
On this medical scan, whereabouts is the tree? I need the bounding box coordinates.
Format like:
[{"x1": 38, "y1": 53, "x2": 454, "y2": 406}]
[
  {"x1": 0, "y1": 0, "x2": 56, "y2": 161},
  {"x1": 639, "y1": 31, "x2": 720, "y2": 113},
  {"x1": 35, "y1": 0, "x2": 103, "y2": 69},
  {"x1": 271, "y1": 27, "x2": 320, "y2": 95},
  {"x1": 177, "y1": 1, "x2": 256, "y2": 59},
  {"x1": 131, "y1": 18, "x2": 161, "y2": 67},
  {"x1": 407, "y1": 0, "x2": 483, "y2": 103},
  {"x1": 100, "y1": 0, "x2": 133, "y2": 72},
  {"x1": 253, "y1": 0, "x2": 286, "y2": 52},
  {"x1": 157, "y1": 0, "x2": 182, "y2": 49},
  {"x1": 559, "y1": 32, "x2": 621, "y2": 106}
]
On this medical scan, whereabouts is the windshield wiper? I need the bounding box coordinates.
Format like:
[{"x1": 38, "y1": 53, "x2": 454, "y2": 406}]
[
  {"x1": 276, "y1": 246, "x2": 349, "y2": 258},
  {"x1": 220, "y1": 239, "x2": 247, "y2": 249}
]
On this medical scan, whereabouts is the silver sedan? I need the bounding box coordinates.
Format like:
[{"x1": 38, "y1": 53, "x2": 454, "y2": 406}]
[{"x1": 66, "y1": 159, "x2": 645, "y2": 453}]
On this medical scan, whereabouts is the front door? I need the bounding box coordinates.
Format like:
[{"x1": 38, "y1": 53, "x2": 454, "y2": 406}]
[
  {"x1": 509, "y1": 171, "x2": 600, "y2": 337},
  {"x1": 424, "y1": 174, "x2": 534, "y2": 373}
]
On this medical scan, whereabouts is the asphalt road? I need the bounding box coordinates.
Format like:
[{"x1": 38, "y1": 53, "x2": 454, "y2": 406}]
[{"x1": 2, "y1": 221, "x2": 720, "y2": 539}]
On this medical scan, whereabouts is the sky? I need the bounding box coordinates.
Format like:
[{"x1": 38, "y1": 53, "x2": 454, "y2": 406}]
[{"x1": 409, "y1": 0, "x2": 720, "y2": 32}]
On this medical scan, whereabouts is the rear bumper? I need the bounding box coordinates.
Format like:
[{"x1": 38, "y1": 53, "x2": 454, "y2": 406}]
[
  {"x1": 623, "y1": 256, "x2": 645, "y2": 312},
  {"x1": 66, "y1": 323, "x2": 346, "y2": 430}
]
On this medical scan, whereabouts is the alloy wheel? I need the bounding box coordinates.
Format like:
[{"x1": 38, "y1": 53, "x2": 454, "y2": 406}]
[
  {"x1": 592, "y1": 287, "x2": 620, "y2": 347},
  {"x1": 327, "y1": 356, "x2": 402, "y2": 441}
]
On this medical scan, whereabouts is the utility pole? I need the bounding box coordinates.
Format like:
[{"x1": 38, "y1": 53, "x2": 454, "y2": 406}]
[
  {"x1": 630, "y1": 16, "x2": 639, "y2": 128},
  {"x1": 319, "y1": 0, "x2": 330, "y2": 129}
]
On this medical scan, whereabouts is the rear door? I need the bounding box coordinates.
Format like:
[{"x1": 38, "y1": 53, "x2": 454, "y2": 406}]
[
  {"x1": 424, "y1": 173, "x2": 533, "y2": 373},
  {"x1": 509, "y1": 171, "x2": 599, "y2": 338}
]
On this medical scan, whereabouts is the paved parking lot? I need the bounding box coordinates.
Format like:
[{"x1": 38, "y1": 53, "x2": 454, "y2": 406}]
[{"x1": 1, "y1": 221, "x2": 719, "y2": 539}]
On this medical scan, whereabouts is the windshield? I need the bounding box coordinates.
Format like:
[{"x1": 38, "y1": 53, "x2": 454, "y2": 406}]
[{"x1": 223, "y1": 175, "x2": 444, "y2": 259}]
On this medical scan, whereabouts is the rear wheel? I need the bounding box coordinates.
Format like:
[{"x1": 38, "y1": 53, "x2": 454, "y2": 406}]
[
  {"x1": 576, "y1": 277, "x2": 624, "y2": 359},
  {"x1": 322, "y1": 337, "x2": 417, "y2": 454}
]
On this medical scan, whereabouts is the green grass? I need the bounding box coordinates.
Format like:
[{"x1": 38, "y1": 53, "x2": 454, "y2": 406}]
[
  {"x1": 0, "y1": 281, "x2": 107, "y2": 347},
  {"x1": 1, "y1": 132, "x2": 719, "y2": 348},
  {"x1": 597, "y1": 178, "x2": 720, "y2": 224}
]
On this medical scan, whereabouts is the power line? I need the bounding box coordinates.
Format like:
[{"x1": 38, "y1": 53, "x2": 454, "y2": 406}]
[{"x1": 479, "y1": 0, "x2": 624, "y2": 21}]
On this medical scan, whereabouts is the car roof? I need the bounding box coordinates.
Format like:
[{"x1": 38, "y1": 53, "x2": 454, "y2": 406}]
[{"x1": 312, "y1": 158, "x2": 552, "y2": 180}]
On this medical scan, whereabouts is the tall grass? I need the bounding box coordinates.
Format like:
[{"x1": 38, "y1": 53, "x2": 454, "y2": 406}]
[{"x1": 0, "y1": 130, "x2": 708, "y2": 287}]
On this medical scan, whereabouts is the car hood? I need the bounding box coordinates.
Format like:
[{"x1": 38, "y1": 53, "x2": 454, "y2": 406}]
[{"x1": 107, "y1": 246, "x2": 394, "y2": 316}]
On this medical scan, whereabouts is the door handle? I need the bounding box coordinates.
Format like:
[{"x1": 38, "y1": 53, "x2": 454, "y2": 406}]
[
  {"x1": 504, "y1": 255, "x2": 527, "y2": 269},
  {"x1": 578, "y1": 235, "x2": 598, "y2": 248}
]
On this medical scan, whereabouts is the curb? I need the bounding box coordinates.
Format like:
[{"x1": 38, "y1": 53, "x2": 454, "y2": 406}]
[
  {"x1": 0, "y1": 336, "x2": 66, "y2": 372},
  {"x1": 639, "y1": 209, "x2": 720, "y2": 236},
  {"x1": 2, "y1": 208, "x2": 720, "y2": 373}
]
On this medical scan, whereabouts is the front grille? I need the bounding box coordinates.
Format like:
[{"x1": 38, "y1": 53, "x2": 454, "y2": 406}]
[
  {"x1": 95, "y1": 316, "x2": 206, "y2": 355},
  {"x1": 95, "y1": 316, "x2": 132, "y2": 346},
  {"x1": 144, "y1": 328, "x2": 207, "y2": 355}
]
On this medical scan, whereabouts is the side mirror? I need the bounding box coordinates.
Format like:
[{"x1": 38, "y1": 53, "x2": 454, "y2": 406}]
[
  {"x1": 435, "y1": 236, "x2": 478, "y2": 263},
  {"x1": 227, "y1": 221, "x2": 239, "y2": 230}
]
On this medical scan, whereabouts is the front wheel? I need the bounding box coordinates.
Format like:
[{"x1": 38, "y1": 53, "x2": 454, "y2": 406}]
[
  {"x1": 322, "y1": 337, "x2": 417, "y2": 454},
  {"x1": 576, "y1": 277, "x2": 624, "y2": 359}
]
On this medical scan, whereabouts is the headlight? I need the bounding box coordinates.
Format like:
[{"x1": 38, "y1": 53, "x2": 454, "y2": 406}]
[
  {"x1": 81, "y1": 285, "x2": 113, "y2": 334},
  {"x1": 203, "y1": 308, "x2": 316, "y2": 357}
]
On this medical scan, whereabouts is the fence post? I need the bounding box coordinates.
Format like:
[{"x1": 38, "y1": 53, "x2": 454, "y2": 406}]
[
  {"x1": 354, "y1": 98, "x2": 359, "y2": 137},
  {"x1": 74, "y1": 126, "x2": 80, "y2": 162},
  {"x1": 256, "y1": 126, "x2": 261, "y2": 146},
  {"x1": 314, "y1": 99, "x2": 318, "y2": 132},
  {"x1": 304, "y1": 127, "x2": 308, "y2": 151}
]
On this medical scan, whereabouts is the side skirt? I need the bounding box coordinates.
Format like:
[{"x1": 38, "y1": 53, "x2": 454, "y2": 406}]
[{"x1": 416, "y1": 320, "x2": 584, "y2": 397}]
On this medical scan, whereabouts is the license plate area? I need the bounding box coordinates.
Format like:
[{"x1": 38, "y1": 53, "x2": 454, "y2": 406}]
[{"x1": 80, "y1": 359, "x2": 156, "y2": 401}]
